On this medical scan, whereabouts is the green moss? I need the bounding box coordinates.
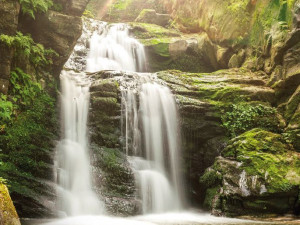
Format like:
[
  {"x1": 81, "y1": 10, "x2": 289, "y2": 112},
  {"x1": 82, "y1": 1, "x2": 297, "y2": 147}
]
[
  {"x1": 222, "y1": 129, "x2": 300, "y2": 192},
  {"x1": 130, "y1": 22, "x2": 180, "y2": 39},
  {"x1": 249, "y1": 0, "x2": 295, "y2": 52},
  {"x1": 284, "y1": 89, "x2": 300, "y2": 121},
  {"x1": 199, "y1": 169, "x2": 222, "y2": 188},
  {"x1": 95, "y1": 147, "x2": 134, "y2": 197},
  {"x1": 203, "y1": 187, "x2": 220, "y2": 210},
  {"x1": 0, "y1": 183, "x2": 20, "y2": 224}
]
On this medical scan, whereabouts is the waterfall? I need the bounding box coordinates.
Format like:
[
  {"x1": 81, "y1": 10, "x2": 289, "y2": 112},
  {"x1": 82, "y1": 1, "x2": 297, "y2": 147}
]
[
  {"x1": 55, "y1": 18, "x2": 147, "y2": 216},
  {"x1": 86, "y1": 23, "x2": 146, "y2": 73},
  {"x1": 56, "y1": 71, "x2": 104, "y2": 216},
  {"x1": 121, "y1": 79, "x2": 183, "y2": 214}
]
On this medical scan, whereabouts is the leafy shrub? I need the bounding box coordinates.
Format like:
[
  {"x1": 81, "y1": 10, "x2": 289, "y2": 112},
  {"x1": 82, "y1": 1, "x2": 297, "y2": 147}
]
[
  {"x1": 0, "y1": 95, "x2": 13, "y2": 131},
  {"x1": 19, "y1": 0, "x2": 53, "y2": 19},
  {"x1": 221, "y1": 103, "x2": 280, "y2": 137},
  {"x1": 9, "y1": 68, "x2": 42, "y2": 109},
  {"x1": 0, "y1": 32, "x2": 57, "y2": 71}
]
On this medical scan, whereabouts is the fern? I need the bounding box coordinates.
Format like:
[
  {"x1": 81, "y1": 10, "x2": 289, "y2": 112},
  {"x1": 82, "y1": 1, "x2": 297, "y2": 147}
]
[
  {"x1": 10, "y1": 68, "x2": 42, "y2": 109},
  {"x1": 0, "y1": 32, "x2": 58, "y2": 71},
  {"x1": 0, "y1": 95, "x2": 13, "y2": 131},
  {"x1": 19, "y1": 0, "x2": 53, "y2": 19}
]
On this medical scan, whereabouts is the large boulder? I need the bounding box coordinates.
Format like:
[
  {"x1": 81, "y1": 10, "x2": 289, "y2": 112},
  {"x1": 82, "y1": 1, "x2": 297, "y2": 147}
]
[
  {"x1": 200, "y1": 129, "x2": 300, "y2": 217},
  {"x1": 0, "y1": 183, "x2": 21, "y2": 225},
  {"x1": 135, "y1": 9, "x2": 171, "y2": 27}
]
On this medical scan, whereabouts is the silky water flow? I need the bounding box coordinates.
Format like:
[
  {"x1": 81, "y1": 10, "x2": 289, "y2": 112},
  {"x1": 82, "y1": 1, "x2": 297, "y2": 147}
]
[{"x1": 47, "y1": 18, "x2": 251, "y2": 225}]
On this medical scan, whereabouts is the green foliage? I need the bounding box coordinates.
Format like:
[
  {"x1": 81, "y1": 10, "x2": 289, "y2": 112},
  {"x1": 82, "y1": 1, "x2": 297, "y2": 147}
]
[
  {"x1": 199, "y1": 169, "x2": 222, "y2": 188},
  {"x1": 0, "y1": 87, "x2": 57, "y2": 199},
  {"x1": 221, "y1": 102, "x2": 279, "y2": 137},
  {"x1": 0, "y1": 32, "x2": 57, "y2": 72},
  {"x1": 0, "y1": 95, "x2": 13, "y2": 131},
  {"x1": 83, "y1": 9, "x2": 95, "y2": 18},
  {"x1": 19, "y1": 0, "x2": 53, "y2": 19},
  {"x1": 9, "y1": 68, "x2": 42, "y2": 109}
]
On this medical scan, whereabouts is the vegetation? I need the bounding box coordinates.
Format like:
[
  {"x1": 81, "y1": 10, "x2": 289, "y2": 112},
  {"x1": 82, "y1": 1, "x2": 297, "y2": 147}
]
[
  {"x1": 19, "y1": 0, "x2": 53, "y2": 19},
  {"x1": 0, "y1": 32, "x2": 57, "y2": 72},
  {"x1": 221, "y1": 102, "x2": 280, "y2": 137}
]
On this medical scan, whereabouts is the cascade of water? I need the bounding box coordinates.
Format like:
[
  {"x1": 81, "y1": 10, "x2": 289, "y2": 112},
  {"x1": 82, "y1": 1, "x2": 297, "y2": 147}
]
[
  {"x1": 86, "y1": 23, "x2": 146, "y2": 73},
  {"x1": 56, "y1": 18, "x2": 147, "y2": 217},
  {"x1": 56, "y1": 71, "x2": 104, "y2": 216},
  {"x1": 121, "y1": 78, "x2": 183, "y2": 214}
]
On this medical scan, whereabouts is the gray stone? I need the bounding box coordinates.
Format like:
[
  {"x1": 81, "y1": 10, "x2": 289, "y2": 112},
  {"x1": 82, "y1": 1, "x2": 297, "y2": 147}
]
[{"x1": 65, "y1": 0, "x2": 90, "y2": 16}]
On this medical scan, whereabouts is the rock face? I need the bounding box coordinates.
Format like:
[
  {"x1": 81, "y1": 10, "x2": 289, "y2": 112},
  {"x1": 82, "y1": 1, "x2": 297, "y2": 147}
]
[
  {"x1": 89, "y1": 71, "x2": 140, "y2": 216},
  {"x1": 19, "y1": 10, "x2": 83, "y2": 77},
  {"x1": 0, "y1": 1, "x2": 20, "y2": 94},
  {"x1": 0, "y1": 183, "x2": 21, "y2": 225},
  {"x1": 156, "y1": 69, "x2": 278, "y2": 204}
]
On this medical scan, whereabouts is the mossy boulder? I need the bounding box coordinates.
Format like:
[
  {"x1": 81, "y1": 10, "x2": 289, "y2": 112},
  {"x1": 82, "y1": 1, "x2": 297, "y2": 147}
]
[
  {"x1": 130, "y1": 23, "x2": 229, "y2": 72},
  {"x1": 95, "y1": 0, "x2": 165, "y2": 22},
  {"x1": 135, "y1": 9, "x2": 171, "y2": 27},
  {"x1": 89, "y1": 71, "x2": 140, "y2": 216},
  {"x1": 0, "y1": 182, "x2": 21, "y2": 225},
  {"x1": 200, "y1": 128, "x2": 300, "y2": 216}
]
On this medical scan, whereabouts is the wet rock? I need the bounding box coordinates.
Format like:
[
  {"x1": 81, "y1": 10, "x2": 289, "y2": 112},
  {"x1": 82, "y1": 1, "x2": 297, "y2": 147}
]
[
  {"x1": 135, "y1": 9, "x2": 171, "y2": 27},
  {"x1": 89, "y1": 72, "x2": 140, "y2": 216}
]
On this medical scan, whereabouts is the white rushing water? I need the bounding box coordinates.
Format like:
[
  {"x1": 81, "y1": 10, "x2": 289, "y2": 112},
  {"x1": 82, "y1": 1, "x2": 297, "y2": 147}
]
[
  {"x1": 55, "y1": 19, "x2": 147, "y2": 217},
  {"x1": 56, "y1": 71, "x2": 104, "y2": 216},
  {"x1": 86, "y1": 23, "x2": 146, "y2": 72},
  {"x1": 121, "y1": 79, "x2": 183, "y2": 214}
]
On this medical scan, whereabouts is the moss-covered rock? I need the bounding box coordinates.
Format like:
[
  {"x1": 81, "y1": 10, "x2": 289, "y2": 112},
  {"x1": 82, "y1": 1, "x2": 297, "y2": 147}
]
[
  {"x1": 135, "y1": 9, "x2": 171, "y2": 27},
  {"x1": 88, "y1": 71, "x2": 140, "y2": 216},
  {"x1": 158, "y1": 68, "x2": 279, "y2": 205},
  {"x1": 200, "y1": 128, "x2": 300, "y2": 216},
  {"x1": 0, "y1": 182, "x2": 21, "y2": 225},
  {"x1": 94, "y1": 0, "x2": 165, "y2": 22}
]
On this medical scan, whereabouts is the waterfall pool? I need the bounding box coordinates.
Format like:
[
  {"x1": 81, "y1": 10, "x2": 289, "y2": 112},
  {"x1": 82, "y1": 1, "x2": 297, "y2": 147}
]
[{"x1": 21, "y1": 212, "x2": 300, "y2": 225}]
